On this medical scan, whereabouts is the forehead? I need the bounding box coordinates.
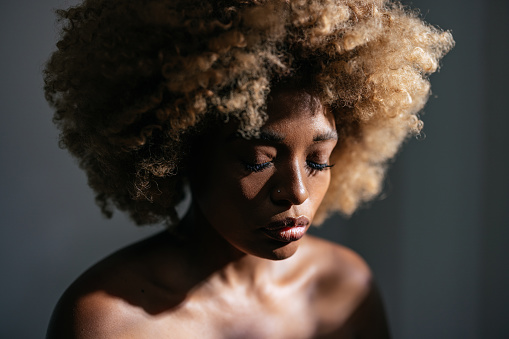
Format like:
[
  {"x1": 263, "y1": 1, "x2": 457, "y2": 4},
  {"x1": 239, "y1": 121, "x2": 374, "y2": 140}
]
[
  {"x1": 217, "y1": 87, "x2": 336, "y2": 142},
  {"x1": 264, "y1": 87, "x2": 335, "y2": 130},
  {"x1": 267, "y1": 87, "x2": 322, "y2": 117}
]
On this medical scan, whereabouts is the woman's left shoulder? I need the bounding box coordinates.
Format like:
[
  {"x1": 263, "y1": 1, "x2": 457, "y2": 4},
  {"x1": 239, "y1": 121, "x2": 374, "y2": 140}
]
[
  {"x1": 301, "y1": 236, "x2": 390, "y2": 338},
  {"x1": 303, "y1": 235, "x2": 372, "y2": 284}
]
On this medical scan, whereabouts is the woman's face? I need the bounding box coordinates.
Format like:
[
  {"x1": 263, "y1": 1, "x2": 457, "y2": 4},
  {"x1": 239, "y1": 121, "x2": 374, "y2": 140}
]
[{"x1": 190, "y1": 87, "x2": 337, "y2": 260}]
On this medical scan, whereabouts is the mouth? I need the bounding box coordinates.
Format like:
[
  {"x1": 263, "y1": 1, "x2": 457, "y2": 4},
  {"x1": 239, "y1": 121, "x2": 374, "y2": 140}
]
[{"x1": 262, "y1": 216, "x2": 310, "y2": 242}]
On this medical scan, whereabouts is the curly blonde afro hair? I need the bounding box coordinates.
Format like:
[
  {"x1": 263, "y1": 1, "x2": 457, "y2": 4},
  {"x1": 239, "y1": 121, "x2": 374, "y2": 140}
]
[{"x1": 44, "y1": 0, "x2": 453, "y2": 226}]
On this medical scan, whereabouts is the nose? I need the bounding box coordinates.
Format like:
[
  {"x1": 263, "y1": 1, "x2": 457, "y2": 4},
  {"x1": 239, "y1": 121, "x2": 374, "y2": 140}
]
[{"x1": 271, "y1": 159, "x2": 309, "y2": 206}]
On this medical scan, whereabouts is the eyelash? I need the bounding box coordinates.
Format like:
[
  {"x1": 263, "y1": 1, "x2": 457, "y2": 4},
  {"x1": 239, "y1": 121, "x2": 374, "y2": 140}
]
[
  {"x1": 307, "y1": 161, "x2": 334, "y2": 172},
  {"x1": 244, "y1": 161, "x2": 272, "y2": 173},
  {"x1": 243, "y1": 160, "x2": 334, "y2": 173}
]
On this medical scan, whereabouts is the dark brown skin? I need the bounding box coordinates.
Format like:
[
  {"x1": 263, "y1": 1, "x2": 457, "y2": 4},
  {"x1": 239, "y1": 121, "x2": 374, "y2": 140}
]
[{"x1": 47, "y1": 88, "x2": 390, "y2": 338}]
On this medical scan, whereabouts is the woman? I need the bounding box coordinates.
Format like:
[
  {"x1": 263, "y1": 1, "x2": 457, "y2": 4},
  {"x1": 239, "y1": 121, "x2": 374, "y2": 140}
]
[{"x1": 44, "y1": 0, "x2": 453, "y2": 337}]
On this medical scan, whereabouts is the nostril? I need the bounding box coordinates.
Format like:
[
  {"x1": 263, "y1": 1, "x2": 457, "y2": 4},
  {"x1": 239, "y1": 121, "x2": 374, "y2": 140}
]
[
  {"x1": 272, "y1": 181, "x2": 309, "y2": 206},
  {"x1": 271, "y1": 160, "x2": 309, "y2": 206}
]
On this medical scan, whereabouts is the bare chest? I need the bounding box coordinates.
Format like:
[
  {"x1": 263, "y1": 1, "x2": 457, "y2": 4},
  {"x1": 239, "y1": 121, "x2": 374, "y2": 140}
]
[{"x1": 135, "y1": 284, "x2": 319, "y2": 339}]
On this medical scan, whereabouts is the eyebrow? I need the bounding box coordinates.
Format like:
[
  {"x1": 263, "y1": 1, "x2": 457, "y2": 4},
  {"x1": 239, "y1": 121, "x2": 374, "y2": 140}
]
[
  {"x1": 313, "y1": 130, "x2": 338, "y2": 142},
  {"x1": 225, "y1": 130, "x2": 285, "y2": 143},
  {"x1": 258, "y1": 129, "x2": 338, "y2": 142},
  {"x1": 258, "y1": 130, "x2": 285, "y2": 142},
  {"x1": 225, "y1": 129, "x2": 337, "y2": 143}
]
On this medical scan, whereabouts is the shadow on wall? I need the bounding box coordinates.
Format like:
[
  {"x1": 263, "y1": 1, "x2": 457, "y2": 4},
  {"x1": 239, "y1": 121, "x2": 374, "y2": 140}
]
[{"x1": 314, "y1": 0, "x2": 509, "y2": 338}]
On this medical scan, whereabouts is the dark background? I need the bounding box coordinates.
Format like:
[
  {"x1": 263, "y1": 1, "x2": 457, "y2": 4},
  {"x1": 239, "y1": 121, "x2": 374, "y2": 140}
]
[{"x1": 1, "y1": 0, "x2": 508, "y2": 338}]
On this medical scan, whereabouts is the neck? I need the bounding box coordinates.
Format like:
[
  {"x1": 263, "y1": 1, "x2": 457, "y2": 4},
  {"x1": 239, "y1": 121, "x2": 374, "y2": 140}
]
[{"x1": 173, "y1": 203, "x2": 273, "y2": 286}]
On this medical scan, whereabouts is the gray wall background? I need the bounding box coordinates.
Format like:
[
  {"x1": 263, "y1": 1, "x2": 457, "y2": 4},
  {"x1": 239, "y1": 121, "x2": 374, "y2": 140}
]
[{"x1": 1, "y1": 0, "x2": 507, "y2": 338}]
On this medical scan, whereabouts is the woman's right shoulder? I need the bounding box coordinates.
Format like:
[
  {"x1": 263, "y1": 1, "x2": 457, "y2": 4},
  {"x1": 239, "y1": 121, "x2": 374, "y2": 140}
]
[
  {"x1": 46, "y1": 232, "x2": 189, "y2": 338},
  {"x1": 46, "y1": 280, "x2": 137, "y2": 339}
]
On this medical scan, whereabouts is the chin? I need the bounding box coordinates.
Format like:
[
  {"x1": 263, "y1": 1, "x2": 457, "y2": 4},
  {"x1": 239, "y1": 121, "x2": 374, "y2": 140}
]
[{"x1": 253, "y1": 241, "x2": 301, "y2": 261}]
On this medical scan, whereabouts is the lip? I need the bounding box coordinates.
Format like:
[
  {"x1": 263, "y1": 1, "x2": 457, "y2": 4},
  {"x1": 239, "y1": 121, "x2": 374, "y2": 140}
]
[{"x1": 262, "y1": 216, "x2": 310, "y2": 242}]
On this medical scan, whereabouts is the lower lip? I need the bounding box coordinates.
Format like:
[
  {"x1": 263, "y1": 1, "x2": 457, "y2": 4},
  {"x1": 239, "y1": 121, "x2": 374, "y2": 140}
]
[{"x1": 262, "y1": 226, "x2": 307, "y2": 242}]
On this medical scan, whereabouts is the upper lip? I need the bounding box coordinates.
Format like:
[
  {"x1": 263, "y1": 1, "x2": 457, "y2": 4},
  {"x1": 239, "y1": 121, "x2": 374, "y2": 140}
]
[{"x1": 264, "y1": 216, "x2": 310, "y2": 230}]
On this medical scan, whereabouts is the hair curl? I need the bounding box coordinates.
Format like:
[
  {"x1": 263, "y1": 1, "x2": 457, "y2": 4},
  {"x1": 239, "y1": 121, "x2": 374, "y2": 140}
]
[{"x1": 44, "y1": 0, "x2": 453, "y2": 226}]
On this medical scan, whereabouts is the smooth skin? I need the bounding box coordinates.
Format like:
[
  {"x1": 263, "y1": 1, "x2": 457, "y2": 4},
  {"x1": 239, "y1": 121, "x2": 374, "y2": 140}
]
[{"x1": 47, "y1": 87, "x2": 390, "y2": 339}]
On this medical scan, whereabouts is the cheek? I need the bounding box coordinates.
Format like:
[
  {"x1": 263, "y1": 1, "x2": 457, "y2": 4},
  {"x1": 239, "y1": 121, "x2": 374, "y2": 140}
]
[
  {"x1": 192, "y1": 160, "x2": 263, "y2": 216},
  {"x1": 193, "y1": 168, "x2": 232, "y2": 208},
  {"x1": 309, "y1": 171, "x2": 331, "y2": 208},
  {"x1": 239, "y1": 172, "x2": 272, "y2": 200},
  {"x1": 189, "y1": 155, "x2": 228, "y2": 210}
]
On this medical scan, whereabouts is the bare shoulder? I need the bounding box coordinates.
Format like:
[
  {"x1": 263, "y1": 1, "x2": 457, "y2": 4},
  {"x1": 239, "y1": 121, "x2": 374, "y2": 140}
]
[
  {"x1": 46, "y1": 243, "x2": 154, "y2": 339},
  {"x1": 303, "y1": 236, "x2": 373, "y2": 310},
  {"x1": 46, "y1": 285, "x2": 139, "y2": 339},
  {"x1": 46, "y1": 232, "x2": 185, "y2": 339},
  {"x1": 303, "y1": 235, "x2": 372, "y2": 285},
  {"x1": 303, "y1": 236, "x2": 390, "y2": 338}
]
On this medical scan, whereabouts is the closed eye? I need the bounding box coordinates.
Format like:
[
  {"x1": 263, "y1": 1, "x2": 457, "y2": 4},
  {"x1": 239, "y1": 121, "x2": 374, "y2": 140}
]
[
  {"x1": 243, "y1": 160, "x2": 333, "y2": 174},
  {"x1": 306, "y1": 160, "x2": 334, "y2": 174},
  {"x1": 243, "y1": 161, "x2": 273, "y2": 173}
]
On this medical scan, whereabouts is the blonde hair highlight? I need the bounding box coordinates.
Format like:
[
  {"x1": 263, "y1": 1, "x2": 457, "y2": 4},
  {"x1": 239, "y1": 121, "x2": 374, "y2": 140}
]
[{"x1": 44, "y1": 0, "x2": 454, "y2": 226}]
